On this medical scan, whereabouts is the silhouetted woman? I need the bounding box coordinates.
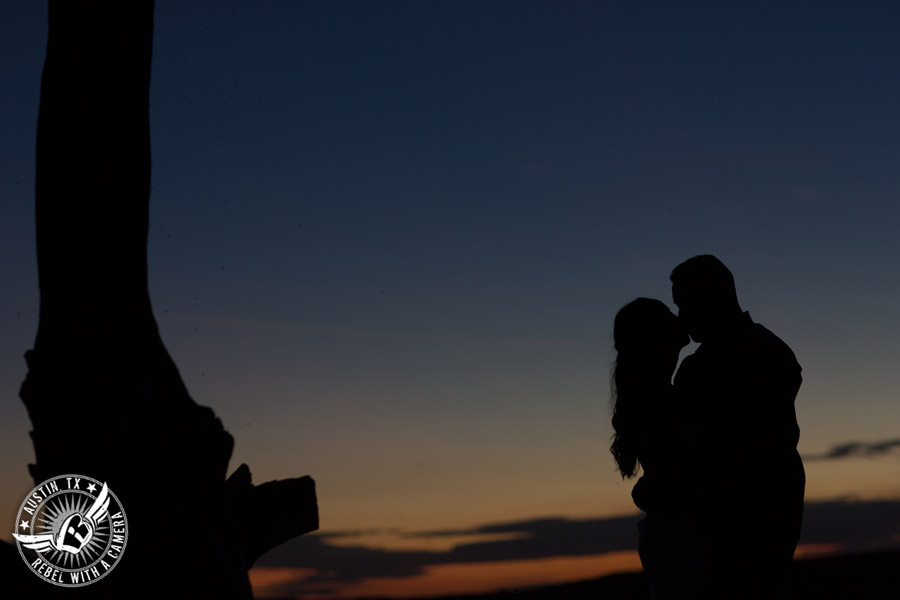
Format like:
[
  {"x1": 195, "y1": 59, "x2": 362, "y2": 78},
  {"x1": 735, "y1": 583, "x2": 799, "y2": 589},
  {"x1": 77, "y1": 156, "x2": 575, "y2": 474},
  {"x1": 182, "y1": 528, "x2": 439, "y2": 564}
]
[{"x1": 611, "y1": 298, "x2": 702, "y2": 599}]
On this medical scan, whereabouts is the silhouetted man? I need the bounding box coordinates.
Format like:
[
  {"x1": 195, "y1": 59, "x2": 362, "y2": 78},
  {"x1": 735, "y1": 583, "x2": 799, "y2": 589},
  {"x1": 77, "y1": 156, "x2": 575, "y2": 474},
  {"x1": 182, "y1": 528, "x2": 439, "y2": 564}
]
[{"x1": 671, "y1": 255, "x2": 804, "y2": 600}]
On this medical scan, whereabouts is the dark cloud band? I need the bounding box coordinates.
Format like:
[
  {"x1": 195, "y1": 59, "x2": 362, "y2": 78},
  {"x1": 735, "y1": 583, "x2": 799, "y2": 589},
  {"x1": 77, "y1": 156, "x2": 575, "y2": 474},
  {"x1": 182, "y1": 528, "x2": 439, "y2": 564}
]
[
  {"x1": 805, "y1": 438, "x2": 900, "y2": 461},
  {"x1": 256, "y1": 498, "x2": 900, "y2": 586}
]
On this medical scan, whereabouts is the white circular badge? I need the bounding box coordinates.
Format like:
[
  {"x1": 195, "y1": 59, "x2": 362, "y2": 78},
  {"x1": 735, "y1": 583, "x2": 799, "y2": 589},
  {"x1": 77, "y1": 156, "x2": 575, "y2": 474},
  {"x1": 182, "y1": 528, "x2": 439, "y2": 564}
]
[{"x1": 12, "y1": 474, "x2": 128, "y2": 587}]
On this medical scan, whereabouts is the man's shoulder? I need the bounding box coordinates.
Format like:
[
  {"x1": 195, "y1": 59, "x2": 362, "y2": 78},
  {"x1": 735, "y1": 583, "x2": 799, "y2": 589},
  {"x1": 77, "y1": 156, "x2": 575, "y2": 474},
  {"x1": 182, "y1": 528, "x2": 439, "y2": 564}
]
[
  {"x1": 741, "y1": 317, "x2": 801, "y2": 373},
  {"x1": 733, "y1": 319, "x2": 802, "y2": 377},
  {"x1": 684, "y1": 315, "x2": 800, "y2": 370}
]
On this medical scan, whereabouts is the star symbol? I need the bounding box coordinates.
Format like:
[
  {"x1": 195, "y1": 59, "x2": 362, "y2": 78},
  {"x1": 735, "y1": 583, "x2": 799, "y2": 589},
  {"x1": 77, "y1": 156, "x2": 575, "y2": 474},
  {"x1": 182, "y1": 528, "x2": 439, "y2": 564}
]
[
  {"x1": 19, "y1": 520, "x2": 29, "y2": 530},
  {"x1": 87, "y1": 483, "x2": 97, "y2": 493}
]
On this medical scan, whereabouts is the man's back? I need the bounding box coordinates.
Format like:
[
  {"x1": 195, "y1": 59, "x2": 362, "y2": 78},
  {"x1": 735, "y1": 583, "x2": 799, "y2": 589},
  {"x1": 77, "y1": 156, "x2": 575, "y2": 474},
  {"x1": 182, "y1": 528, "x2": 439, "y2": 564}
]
[{"x1": 675, "y1": 312, "x2": 804, "y2": 598}]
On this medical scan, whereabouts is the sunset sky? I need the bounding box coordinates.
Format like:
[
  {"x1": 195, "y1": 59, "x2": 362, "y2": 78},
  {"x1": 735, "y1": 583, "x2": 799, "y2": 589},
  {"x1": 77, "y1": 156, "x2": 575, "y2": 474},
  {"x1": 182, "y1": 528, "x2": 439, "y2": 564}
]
[{"x1": 3, "y1": 2, "x2": 900, "y2": 598}]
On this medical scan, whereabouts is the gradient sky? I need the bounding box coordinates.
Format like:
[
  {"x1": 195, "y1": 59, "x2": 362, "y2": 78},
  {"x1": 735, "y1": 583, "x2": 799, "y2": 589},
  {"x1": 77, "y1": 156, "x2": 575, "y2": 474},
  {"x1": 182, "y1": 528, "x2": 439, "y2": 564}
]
[{"x1": 3, "y1": 2, "x2": 900, "y2": 598}]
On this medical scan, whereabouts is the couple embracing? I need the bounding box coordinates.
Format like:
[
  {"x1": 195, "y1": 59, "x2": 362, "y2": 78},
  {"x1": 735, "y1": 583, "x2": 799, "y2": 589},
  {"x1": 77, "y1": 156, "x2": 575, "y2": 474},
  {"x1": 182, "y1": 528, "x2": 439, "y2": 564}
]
[{"x1": 611, "y1": 255, "x2": 805, "y2": 599}]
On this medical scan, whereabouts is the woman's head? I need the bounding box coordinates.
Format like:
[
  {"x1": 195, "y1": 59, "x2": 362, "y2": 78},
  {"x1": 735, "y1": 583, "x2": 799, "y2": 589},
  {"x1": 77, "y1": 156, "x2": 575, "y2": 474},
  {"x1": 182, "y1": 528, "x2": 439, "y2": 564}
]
[
  {"x1": 610, "y1": 298, "x2": 688, "y2": 478},
  {"x1": 613, "y1": 297, "x2": 688, "y2": 363}
]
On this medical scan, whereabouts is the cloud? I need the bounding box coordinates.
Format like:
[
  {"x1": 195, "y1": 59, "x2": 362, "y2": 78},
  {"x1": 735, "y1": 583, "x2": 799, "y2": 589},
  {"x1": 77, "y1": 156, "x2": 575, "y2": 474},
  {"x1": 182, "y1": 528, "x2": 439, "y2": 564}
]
[
  {"x1": 428, "y1": 517, "x2": 641, "y2": 564},
  {"x1": 805, "y1": 438, "x2": 900, "y2": 461},
  {"x1": 800, "y1": 498, "x2": 900, "y2": 552},
  {"x1": 254, "y1": 499, "x2": 900, "y2": 589},
  {"x1": 259, "y1": 535, "x2": 437, "y2": 583},
  {"x1": 257, "y1": 514, "x2": 642, "y2": 584}
]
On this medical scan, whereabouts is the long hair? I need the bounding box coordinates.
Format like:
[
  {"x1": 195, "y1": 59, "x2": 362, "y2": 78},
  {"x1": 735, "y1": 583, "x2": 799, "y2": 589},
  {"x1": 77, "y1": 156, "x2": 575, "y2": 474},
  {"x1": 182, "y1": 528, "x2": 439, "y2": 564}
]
[{"x1": 610, "y1": 298, "x2": 683, "y2": 478}]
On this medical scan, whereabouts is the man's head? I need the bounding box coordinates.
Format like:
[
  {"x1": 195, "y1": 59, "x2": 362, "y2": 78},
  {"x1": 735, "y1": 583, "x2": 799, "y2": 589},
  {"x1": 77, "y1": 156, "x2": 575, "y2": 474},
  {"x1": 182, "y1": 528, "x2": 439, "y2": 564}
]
[{"x1": 670, "y1": 254, "x2": 742, "y2": 343}]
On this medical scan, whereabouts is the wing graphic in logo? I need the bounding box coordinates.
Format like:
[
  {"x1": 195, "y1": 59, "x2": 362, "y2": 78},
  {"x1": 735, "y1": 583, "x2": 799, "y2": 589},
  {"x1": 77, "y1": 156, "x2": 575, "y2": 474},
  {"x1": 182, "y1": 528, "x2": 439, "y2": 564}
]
[
  {"x1": 84, "y1": 482, "x2": 111, "y2": 527},
  {"x1": 12, "y1": 531, "x2": 56, "y2": 553},
  {"x1": 14, "y1": 482, "x2": 112, "y2": 555}
]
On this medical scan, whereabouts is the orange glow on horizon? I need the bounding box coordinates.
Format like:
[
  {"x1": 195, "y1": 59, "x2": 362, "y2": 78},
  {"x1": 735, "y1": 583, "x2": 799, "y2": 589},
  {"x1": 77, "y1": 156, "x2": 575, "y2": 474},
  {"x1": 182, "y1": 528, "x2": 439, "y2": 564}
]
[
  {"x1": 794, "y1": 543, "x2": 844, "y2": 560},
  {"x1": 249, "y1": 542, "x2": 860, "y2": 599},
  {"x1": 249, "y1": 566, "x2": 319, "y2": 597},
  {"x1": 250, "y1": 552, "x2": 643, "y2": 599},
  {"x1": 323, "y1": 531, "x2": 529, "y2": 553}
]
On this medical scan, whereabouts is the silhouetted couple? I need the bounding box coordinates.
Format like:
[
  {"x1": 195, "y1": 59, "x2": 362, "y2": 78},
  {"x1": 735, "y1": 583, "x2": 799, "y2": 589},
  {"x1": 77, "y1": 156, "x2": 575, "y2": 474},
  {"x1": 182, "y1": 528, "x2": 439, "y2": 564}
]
[{"x1": 611, "y1": 255, "x2": 805, "y2": 599}]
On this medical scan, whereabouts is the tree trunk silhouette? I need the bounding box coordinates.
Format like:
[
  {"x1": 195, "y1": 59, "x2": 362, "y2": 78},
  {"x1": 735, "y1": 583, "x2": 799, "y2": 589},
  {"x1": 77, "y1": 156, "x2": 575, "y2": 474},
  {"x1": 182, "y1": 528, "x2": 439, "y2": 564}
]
[{"x1": 11, "y1": 2, "x2": 318, "y2": 596}]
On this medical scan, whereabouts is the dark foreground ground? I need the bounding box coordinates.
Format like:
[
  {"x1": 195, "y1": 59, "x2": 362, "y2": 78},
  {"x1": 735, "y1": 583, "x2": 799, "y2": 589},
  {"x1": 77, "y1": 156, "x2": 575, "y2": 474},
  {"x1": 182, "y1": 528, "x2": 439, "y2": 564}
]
[
  {"x1": 4, "y1": 544, "x2": 898, "y2": 597},
  {"x1": 348, "y1": 550, "x2": 900, "y2": 600}
]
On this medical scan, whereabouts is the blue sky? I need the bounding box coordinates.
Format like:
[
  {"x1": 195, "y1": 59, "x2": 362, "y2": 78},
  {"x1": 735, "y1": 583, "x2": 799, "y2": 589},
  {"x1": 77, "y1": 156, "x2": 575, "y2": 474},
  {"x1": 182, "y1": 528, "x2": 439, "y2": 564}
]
[{"x1": 3, "y1": 2, "x2": 900, "y2": 597}]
